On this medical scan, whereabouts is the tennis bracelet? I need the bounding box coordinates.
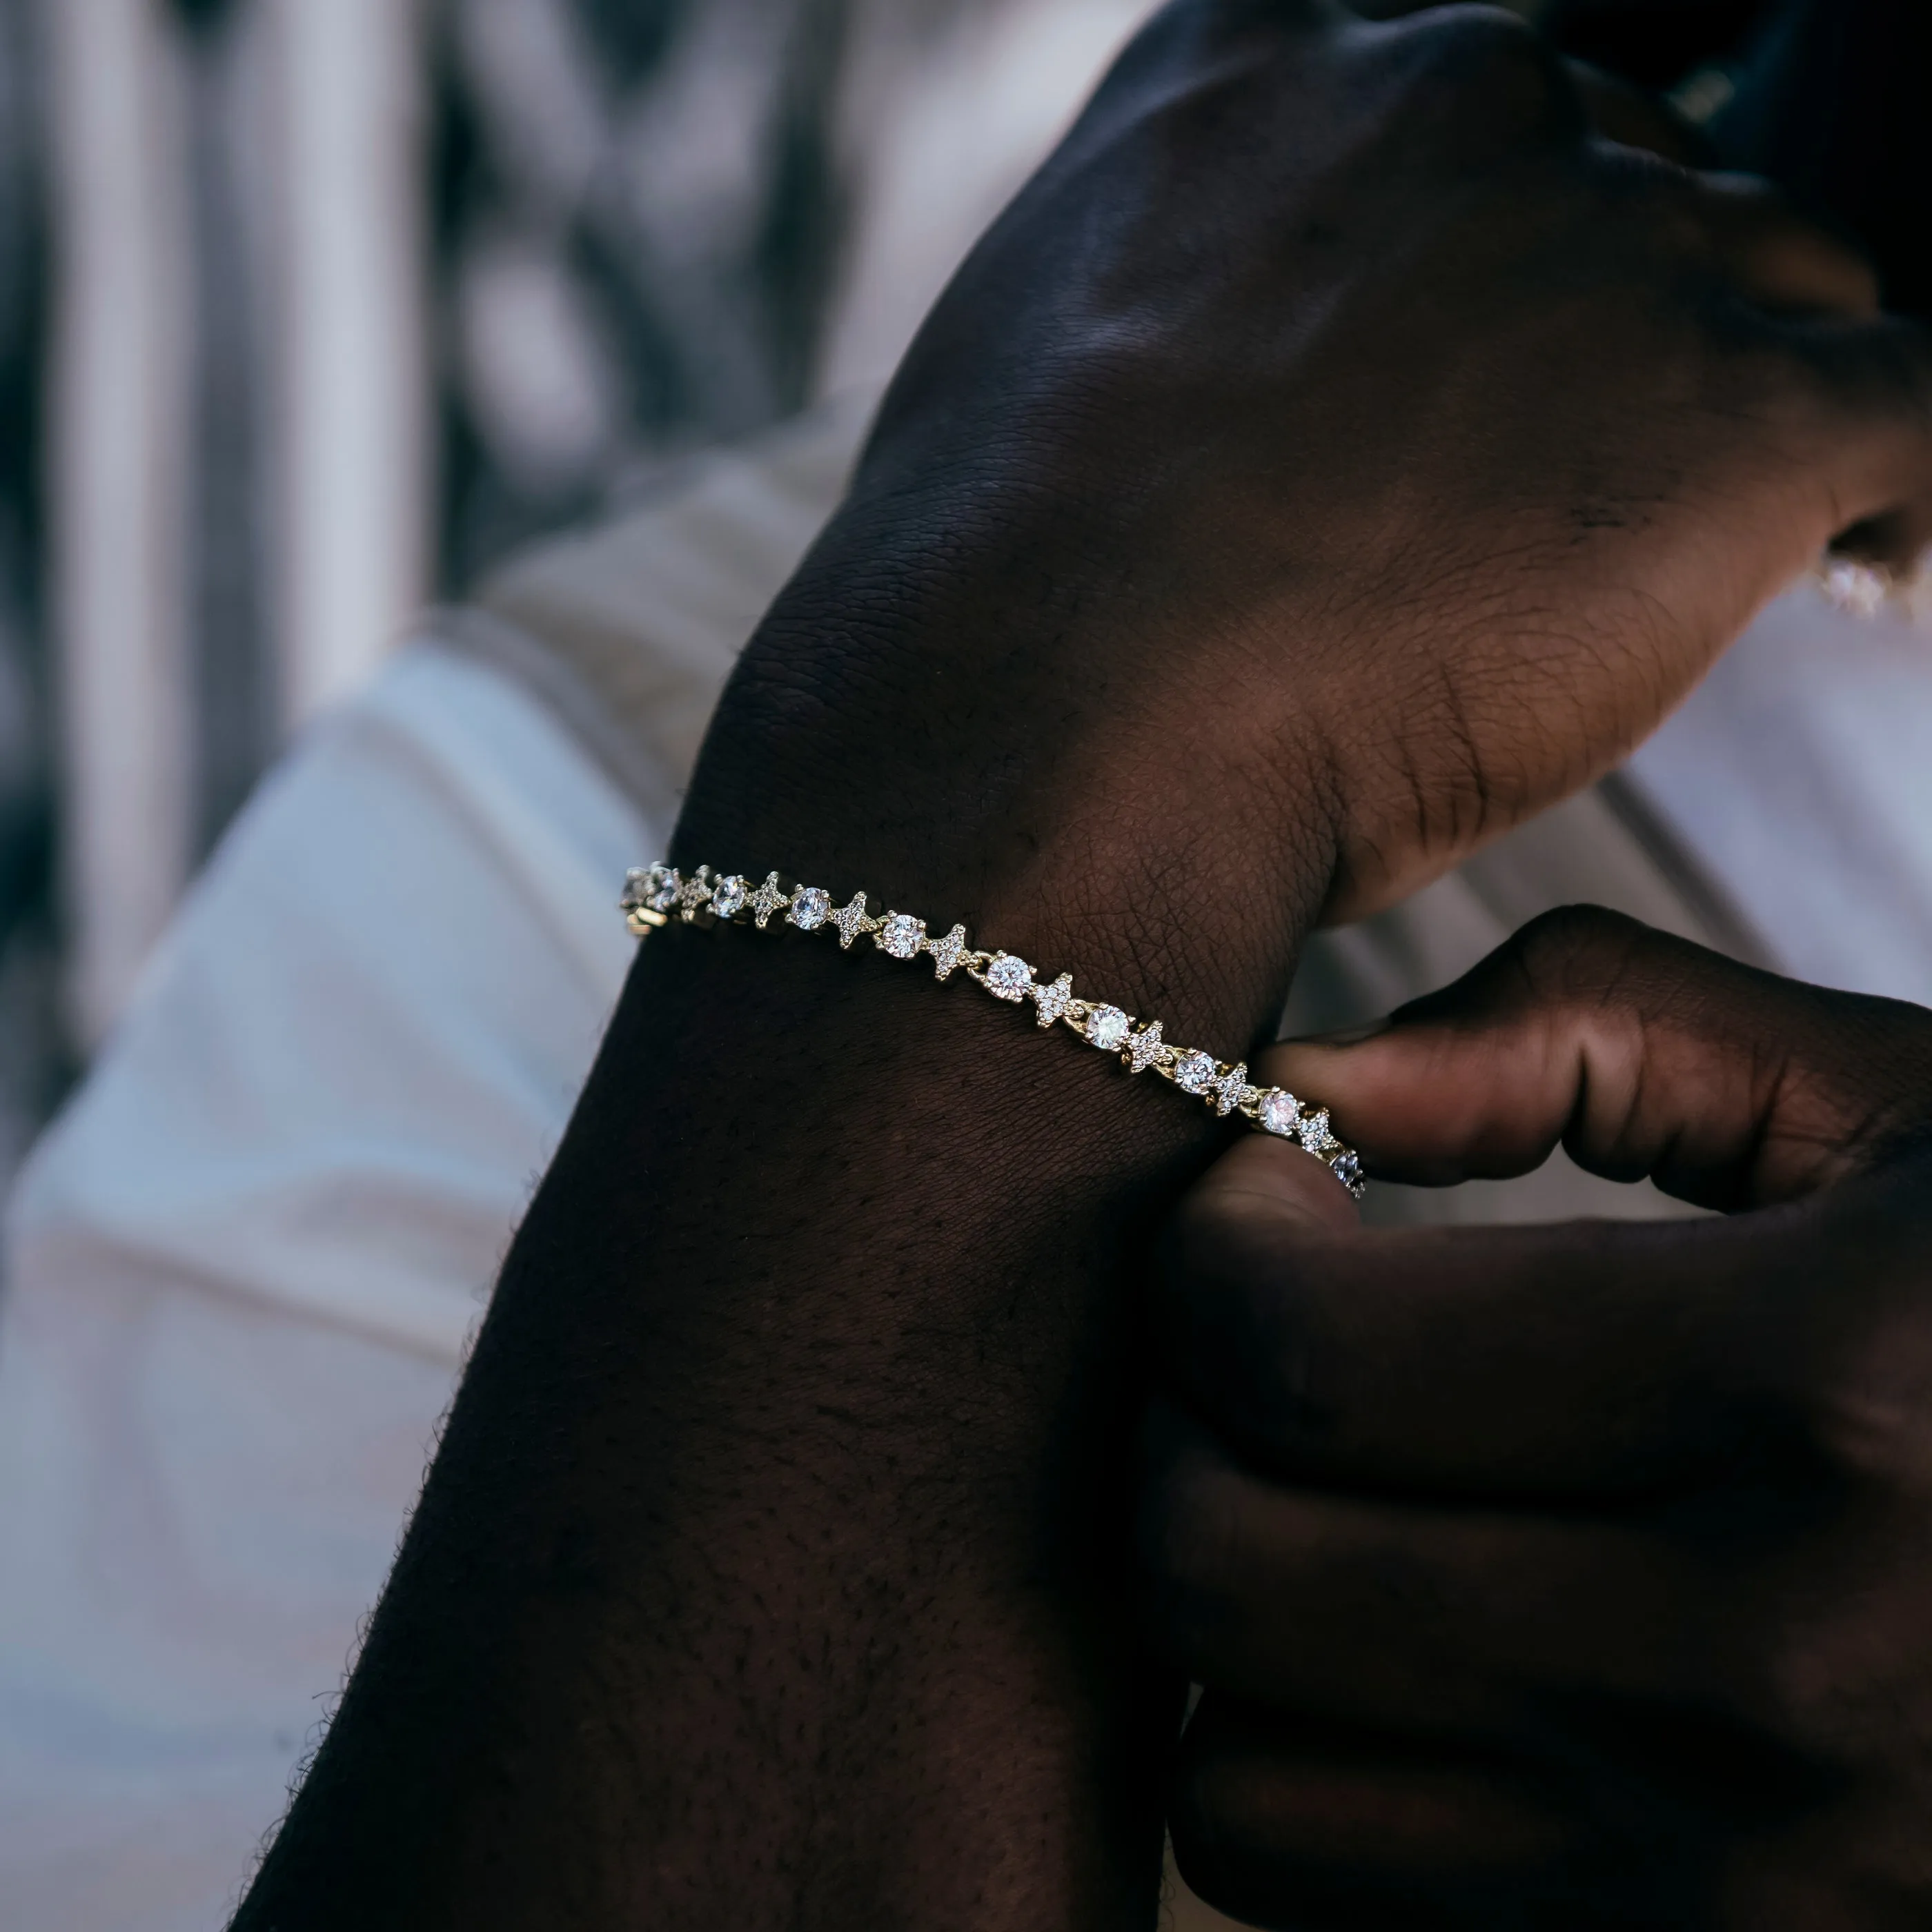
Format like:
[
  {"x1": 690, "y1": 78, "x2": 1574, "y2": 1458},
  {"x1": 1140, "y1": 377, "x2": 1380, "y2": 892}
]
[{"x1": 622, "y1": 862, "x2": 1366, "y2": 1199}]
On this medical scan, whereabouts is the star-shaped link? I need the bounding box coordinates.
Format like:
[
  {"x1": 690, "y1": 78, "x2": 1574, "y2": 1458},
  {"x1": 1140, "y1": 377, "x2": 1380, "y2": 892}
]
[
  {"x1": 1212, "y1": 1063, "x2": 1252, "y2": 1117},
  {"x1": 831, "y1": 891, "x2": 874, "y2": 949},
  {"x1": 1125, "y1": 1021, "x2": 1165, "y2": 1074},
  {"x1": 748, "y1": 872, "x2": 789, "y2": 929},
  {"x1": 1031, "y1": 972, "x2": 1074, "y2": 1029},
  {"x1": 676, "y1": 865, "x2": 714, "y2": 920},
  {"x1": 927, "y1": 925, "x2": 969, "y2": 981}
]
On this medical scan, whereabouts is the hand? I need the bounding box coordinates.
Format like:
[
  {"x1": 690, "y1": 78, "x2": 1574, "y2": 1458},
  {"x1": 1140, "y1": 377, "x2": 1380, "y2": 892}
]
[
  {"x1": 1144, "y1": 908, "x2": 1932, "y2": 1927},
  {"x1": 232, "y1": 9, "x2": 1932, "y2": 1923},
  {"x1": 690, "y1": 0, "x2": 1932, "y2": 1047}
]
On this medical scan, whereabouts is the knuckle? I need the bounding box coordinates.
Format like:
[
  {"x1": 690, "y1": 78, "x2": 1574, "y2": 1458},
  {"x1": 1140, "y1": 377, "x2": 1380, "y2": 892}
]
[
  {"x1": 1758, "y1": 1201, "x2": 1932, "y2": 1485},
  {"x1": 1747, "y1": 1526, "x2": 1932, "y2": 1764},
  {"x1": 1791, "y1": 1318, "x2": 1932, "y2": 1490},
  {"x1": 1746, "y1": 1595, "x2": 1893, "y2": 1759},
  {"x1": 1509, "y1": 903, "x2": 1653, "y2": 995},
  {"x1": 1383, "y1": 5, "x2": 1577, "y2": 142}
]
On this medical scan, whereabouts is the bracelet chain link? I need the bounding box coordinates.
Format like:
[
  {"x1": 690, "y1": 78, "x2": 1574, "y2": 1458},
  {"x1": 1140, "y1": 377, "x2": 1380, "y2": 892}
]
[{"x1": 622, "y1": 862, "x2": 1366, "y2": 1200}]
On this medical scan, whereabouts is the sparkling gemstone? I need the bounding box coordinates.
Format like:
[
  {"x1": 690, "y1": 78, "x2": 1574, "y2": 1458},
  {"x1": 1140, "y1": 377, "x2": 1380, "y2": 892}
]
[
  {"x1": 831, "y1": 893, "x2": 872, "y2": 949},
  {"x1": 649, "y1": 867, "x2": 683, "y2": 913},
  {"x1": 1125, "y1": 1021, "x2": 1166, "y2": 1074},
  {"x1": 1085, "y1": 1005, "x2": 1130, "y2": 1052},
  {"x1": 985, "y1": 953, "x2": 1034, "y2": 1002},
  {"x1": 1259, "y1": 1090, "x2": 1300, "y2": 1138},
  {"x1": 1331, "y1": 1150, "x2": 1366, "y2": 1198},
  {"x1": 928, "y1": 924, "x2": 969, "y2": 981},
  {"x1": 1175, "y1": 1051, "x2": 1216, "y2": 1094},
  {"x1": 709, "y1": 874, "x2": 749, "y2": 919},
  {"x1": 789, "y1": 886, "x2": 831, "y2": 931},
  {"x1": 1032, "y1": 972, "x2": 1074, "y2": 1028},
  {"x1": 620, "y1": 867, "x2": 653, "y2": 911},
  {"x1": 1213, "y1": 1063, "x2": 1251, "y2": 1116},
  {"x1": 1820, "y1": 557, "x2": 1889, "y2": 620},
  {"x1": 1298, "y1": 1108, "x2": 1332, "y2": 1154},
  {"x1": 878, "y1": 912, "x2": 925, "y2": 959},
  {"x1": 749, "y1": 872, "x2": 789, "y2": 928}
]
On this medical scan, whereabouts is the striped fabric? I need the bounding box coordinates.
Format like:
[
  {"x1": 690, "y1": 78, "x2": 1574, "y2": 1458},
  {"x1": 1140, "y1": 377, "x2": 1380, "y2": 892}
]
[{"x1": 1, "y1": 0, "x2": 1143, "y2": 1172}]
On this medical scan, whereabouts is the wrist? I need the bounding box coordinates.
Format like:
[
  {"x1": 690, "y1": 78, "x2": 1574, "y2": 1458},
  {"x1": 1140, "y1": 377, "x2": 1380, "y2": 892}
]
[{"x1": 673, "y1": 509, "x2": 1347, "y2": 1050}]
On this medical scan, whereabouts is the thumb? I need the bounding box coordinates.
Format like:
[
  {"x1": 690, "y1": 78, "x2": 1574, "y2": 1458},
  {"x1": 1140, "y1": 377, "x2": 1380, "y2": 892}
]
[{"x1": 1266, "y1": 907, "x2": 1932, "y2": 1211}]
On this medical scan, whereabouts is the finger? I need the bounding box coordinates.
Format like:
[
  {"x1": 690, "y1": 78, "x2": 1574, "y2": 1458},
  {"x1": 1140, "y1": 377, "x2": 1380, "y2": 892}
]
[
  {"x1": 1597, "y1": 152, "x2": 1932, "y2": 573},
  {"x1": 1169, "y1": 1695, "x2": 1604, "y2": 1931},
  {"x1": 1140, "y1": 1397, "x2": 1715, "y2": 1729},
  {"x1": 1169, "y1": 1689, "x2": 1824, "y2": 1930},
  {"x1": 1570, "y1": 60, "x2": 1715, "y2": 167},
  {"x1": 1266, "y1": 906, "x2": 1932, "y2": 1209},
  {"x1": 1693, "y1": 171, "x2": 1881, "y2": 317},
  {"x1": 1744, "y1": 305, "x2": 1932, "y2": 571},
  {"x1": 1158, "y1": 1136, "x2": 1932, "y2": 1495}
]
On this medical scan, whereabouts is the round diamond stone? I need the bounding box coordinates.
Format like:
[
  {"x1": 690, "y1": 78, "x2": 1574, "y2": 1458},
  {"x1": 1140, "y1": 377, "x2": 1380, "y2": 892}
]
[
  {"x1": 648, "y1": 867, "x2": 682, "y2": 913},
  {"x1": 879, "y1": 912, "x2": 925, "y2": 959},
  {"x1": 1174, "y1": 1050, "x2": 1216, "y2": 1094},
  {"x1": 985, "y1": 953, "x2": 1033, "y2": 1002},
  {"x1": 1085, "y1": 1005, "x2": 1130, "y2": 1052},
  {"x1": 709, "y1": 874, "x2": 749, "y2": 919},
  {"x1": 1259, "y1": 1090, "x2": 1299, "y2": 1138},
  {"x1": 789, "y1": 886, "x2": 831, "y2": 931},
  {"x1": 1820, "y1": 557, "x2": 1889, "y2": 619},
  {"x1": 1297, "y1": 1108, "x2": 1332, "y2": 1153},
  {"x1": 1331, "y1": 1150, "x2": 1365, "y2": 1197}
]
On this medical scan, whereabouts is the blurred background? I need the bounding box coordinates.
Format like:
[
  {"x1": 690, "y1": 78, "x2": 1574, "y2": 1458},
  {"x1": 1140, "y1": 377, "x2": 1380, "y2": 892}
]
[
  {"x1": 0, "y1": 0, "x2": 1907, "y2": 1189},
  {"x1": 0, "y1": 0, "x2": 1166, "y2": 1192}
]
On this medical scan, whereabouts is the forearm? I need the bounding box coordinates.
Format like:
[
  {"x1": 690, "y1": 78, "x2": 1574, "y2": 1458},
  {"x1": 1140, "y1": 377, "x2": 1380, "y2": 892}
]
[
  {"x1": 224, "y1": 0, "x2": 1923, "y2": 1909},
  {"x1": 230, "y1": 631, "x2": 1338, "y2": 1930}
]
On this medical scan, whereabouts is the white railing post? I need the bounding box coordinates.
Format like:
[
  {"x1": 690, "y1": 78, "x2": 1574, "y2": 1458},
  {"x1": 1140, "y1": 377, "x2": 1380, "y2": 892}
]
[
  {"x1": 273, "y1": 0, "x2": 430, "y2": 731},
  {"x1": 44, "y1": 0, "x2": 194, "y2": 1047}
]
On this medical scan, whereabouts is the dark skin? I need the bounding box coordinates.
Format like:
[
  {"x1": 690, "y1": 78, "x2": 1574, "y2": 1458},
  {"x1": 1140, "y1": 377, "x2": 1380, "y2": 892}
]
[
  {"x1": 231, "y1": 3, "x2": 1932, "y2": 1926},
  {"x1": 1545, "y1": 0, "x2": 1932, "y2": 325},
  {"x1": 1152, "y1": 909, "x2": 1932, "y2": 1927}
]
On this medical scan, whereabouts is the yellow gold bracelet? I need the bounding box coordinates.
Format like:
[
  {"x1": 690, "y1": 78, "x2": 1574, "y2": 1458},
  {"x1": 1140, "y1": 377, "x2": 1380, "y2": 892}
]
[{"x1": 621, "y1": 862, "x2": 1366, "y2": 1200}]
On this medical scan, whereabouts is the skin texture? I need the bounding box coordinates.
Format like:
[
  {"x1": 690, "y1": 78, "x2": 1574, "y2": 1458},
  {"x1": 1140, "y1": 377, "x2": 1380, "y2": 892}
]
[
  {"x1": 231, "y1": 6, "x2": 1932, "y2": 1928},
  {"x1": 1152, "y1": 910, "x2": 1932, "y2": 1928}
]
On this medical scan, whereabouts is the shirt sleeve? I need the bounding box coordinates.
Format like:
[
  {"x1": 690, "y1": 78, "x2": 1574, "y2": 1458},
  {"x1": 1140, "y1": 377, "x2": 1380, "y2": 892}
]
[{"x1": 0, "y1": 638, "x2": 653, "y2": 1932}]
